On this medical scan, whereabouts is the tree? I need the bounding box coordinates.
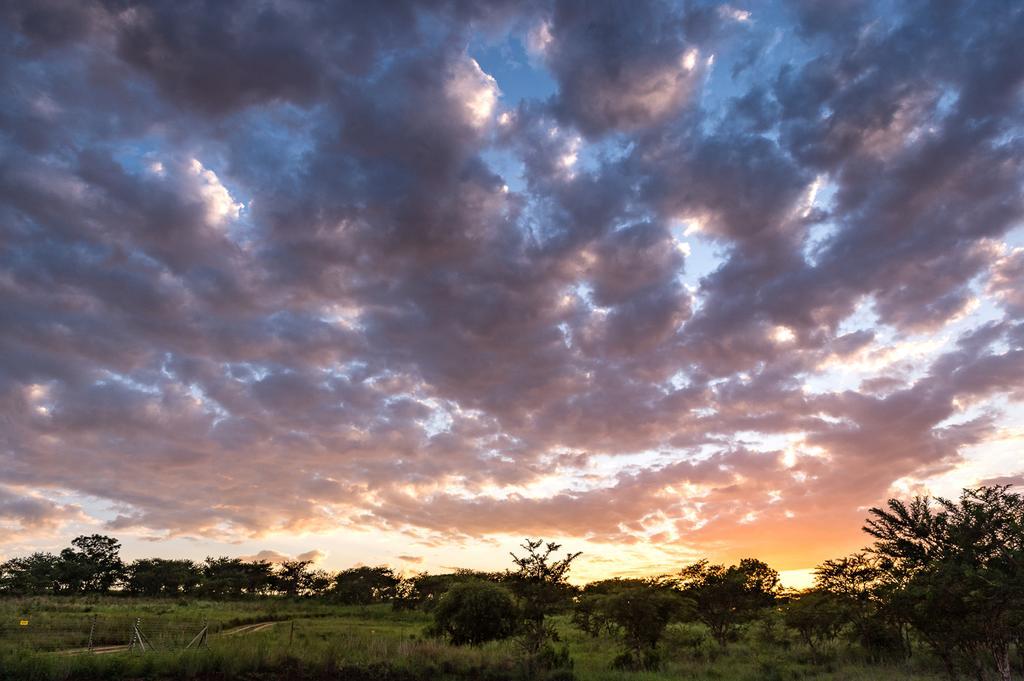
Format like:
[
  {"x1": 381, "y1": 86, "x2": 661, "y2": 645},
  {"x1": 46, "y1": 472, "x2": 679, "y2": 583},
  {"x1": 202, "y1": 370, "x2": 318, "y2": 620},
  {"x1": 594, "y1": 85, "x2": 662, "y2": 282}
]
[
  {"x1": 862, "y1": 486, "x2": 1024, "y2": 681},
  {"x1": 125, "y1": 558, "x2": 201, "y2": 596},
  {"x1": 332, "y1": 566, "x2": 400, "y2": 605},
  {"x1": 572, "y1": 579, "x2": 640, "y2": 637},
  {"x1": 0, "y1": 552, "x2": 61, "y2": 595},
  {"x1": 431, "y1": 580, "x2": 519, "y2": 645},
  {"x1": 305, "y1": 569, "x2": 334, "y2": 597},
  {"x1": 783, "y1": 590, "x2": 849, "y2": 657},
  {"x1": 200, "y1": 557, "x2": 250, "y2": 598},
  {"x1": 242, "y1": 560, "x2": 275, "y2": 595},
  {"x1": 675, "y1": 558, "x2": 780, "y2": 646},
  {"x1": 508, "y1": 539, "x2": 581, "y2": 657},
  {"x1": 596, "y1": 583, "x2": 691, "y2": 670},
  {"x1": 813, "y1": 553, "x2": 906, "y2": 663},
  {"x1": 394, "y1": 571, "x2": 499, "y2": 611},
  {"x1": 58, "y1": 535, "x2": 124, "y2": 593},
  {"x1": 275, "y1": 560, "x2": 313, "y2": 597}
]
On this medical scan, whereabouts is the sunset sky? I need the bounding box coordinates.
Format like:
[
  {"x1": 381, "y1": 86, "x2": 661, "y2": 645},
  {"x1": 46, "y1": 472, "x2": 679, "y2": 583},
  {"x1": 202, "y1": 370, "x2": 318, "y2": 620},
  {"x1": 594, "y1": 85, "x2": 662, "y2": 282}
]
[{"x1": 1, "y1": 0, "x2": 1023, "y2": 588}]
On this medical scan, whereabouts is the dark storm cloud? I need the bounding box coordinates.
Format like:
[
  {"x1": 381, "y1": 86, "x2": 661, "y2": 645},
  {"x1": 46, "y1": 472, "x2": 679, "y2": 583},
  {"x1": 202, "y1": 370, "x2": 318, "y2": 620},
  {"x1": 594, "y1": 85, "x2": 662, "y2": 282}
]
[{"x1": 1, "y1": 0, "x2": 1022, "y2": 566}]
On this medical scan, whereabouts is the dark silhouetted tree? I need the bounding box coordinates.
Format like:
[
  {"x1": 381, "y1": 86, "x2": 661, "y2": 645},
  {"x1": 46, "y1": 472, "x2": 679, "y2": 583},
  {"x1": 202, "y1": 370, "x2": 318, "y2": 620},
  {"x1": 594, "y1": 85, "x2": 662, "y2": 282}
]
[{"x1": 200, "y1": 557, "x2": 249, "y2": 598}]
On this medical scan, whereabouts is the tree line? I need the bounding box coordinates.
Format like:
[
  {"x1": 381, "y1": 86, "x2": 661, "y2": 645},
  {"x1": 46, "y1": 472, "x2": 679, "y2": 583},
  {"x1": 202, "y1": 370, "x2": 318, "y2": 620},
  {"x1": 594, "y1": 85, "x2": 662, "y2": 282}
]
[
  {"x1": 2, "y1": 485, "x2": 1022, "y2": 680},
  {"x1": 0, "y1": 536, "x2": 400, "y2": 603}
]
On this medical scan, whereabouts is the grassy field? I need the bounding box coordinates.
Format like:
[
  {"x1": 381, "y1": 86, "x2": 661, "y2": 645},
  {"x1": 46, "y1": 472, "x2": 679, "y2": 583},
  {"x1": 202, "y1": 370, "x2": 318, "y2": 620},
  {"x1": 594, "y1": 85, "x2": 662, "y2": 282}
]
[{"x1": 0, "y1": 597, "x2": 948, "y2": 681}]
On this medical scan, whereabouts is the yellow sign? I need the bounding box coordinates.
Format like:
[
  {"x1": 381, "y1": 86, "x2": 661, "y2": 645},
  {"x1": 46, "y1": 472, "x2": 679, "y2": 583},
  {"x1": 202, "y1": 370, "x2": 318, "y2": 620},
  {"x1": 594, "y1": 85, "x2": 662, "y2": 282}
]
[{"x1": 19, "y1": 620, "x2": 29, "y2": 626}]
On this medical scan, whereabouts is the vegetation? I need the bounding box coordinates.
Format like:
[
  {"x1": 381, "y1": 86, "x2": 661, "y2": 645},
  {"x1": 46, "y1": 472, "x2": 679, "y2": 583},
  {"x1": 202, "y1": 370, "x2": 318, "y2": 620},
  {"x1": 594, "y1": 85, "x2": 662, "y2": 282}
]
[
  {"x1": 673, "y1": 558, "x2": 780, "y2": 647},
  {"x1": 590, "y1": 581, "x2": 691, "y2": 670},
  {"x1": 1, "y1": 485, "x2": 1022, "y2": 681},
  {"x1": 430, "y1": 580, "x2": 518, "y2": 645}
]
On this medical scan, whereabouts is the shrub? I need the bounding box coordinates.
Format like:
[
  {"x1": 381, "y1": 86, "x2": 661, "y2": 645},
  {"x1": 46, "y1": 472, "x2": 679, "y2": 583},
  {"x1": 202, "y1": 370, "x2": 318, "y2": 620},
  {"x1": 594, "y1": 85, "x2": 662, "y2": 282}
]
[{"x1": 431, "y1": 580, "x2": 519, "y2": 646}]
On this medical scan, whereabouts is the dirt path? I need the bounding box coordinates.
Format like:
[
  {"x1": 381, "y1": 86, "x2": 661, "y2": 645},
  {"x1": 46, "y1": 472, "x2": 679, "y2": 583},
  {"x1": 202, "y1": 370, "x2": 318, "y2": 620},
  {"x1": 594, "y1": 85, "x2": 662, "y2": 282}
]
[{"x1": 55, "y1": 620, "x2": 280, "y2": 656}]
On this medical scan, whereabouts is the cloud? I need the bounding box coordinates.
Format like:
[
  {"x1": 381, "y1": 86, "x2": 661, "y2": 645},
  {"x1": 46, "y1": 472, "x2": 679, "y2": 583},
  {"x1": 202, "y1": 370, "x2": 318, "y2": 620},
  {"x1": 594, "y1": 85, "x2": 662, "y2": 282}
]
[
  {"x1": 0, "y1": 0, "x2": 1022, "y2": 573},
  {"x1": 541, "y1": 1, "x2": 707, "y2": 135},
  {"x1": 0, "y1": 485, "x2": 84, "y2": 537},
  {"x1": 237, "y1": 549, "x2": 325, "y2": 564}
]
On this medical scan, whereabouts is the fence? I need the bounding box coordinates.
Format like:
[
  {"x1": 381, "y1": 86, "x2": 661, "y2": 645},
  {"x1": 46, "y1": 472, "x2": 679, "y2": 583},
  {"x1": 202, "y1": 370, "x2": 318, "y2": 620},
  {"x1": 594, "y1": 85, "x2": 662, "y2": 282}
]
[{"x1": 0, "y1": 615, "x2": 216, "y2": 653}]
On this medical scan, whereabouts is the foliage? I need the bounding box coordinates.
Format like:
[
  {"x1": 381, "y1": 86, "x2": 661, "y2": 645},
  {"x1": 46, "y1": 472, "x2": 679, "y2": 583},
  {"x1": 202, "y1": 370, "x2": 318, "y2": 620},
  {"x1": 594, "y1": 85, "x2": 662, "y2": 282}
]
[
  {"x1": 862, "y1": 485, "x2": 1024, "y2": 680},
  {"x1": 507, "y1": 538, "x2": 581, "y2": 674},
  {"x1": 594, "y1": 582, "x2": 692, "y2": 670},
  {"x1": 0, "y1": 553, "x2": 63, "y2": 595},
  {"x1": 62, "y1": 535, "x2": 125, "y2": 593},
  {"x1": 783, "y1": 590, "x2": 848, "y2": 656},
  {"x1": 571, "y1": 579, "x2": 645, "y2": 637},
  {"x1": 332, "y1": 566, "x2": 400, "y2": 605},
  {"x1": 811, "y1": 553, "x2": 905, "y2": 662},
  {"x1": 394, "y1": 570, "x2": 502, "y2": 611},
  {"x1": 124, "y1": 558, "x2": 202, "y2": 596},
  {"x1": 674, "y1": 558, "x2": 780, "y2": 647},
  {"x1": 430, "y1": 580, "x2": 519, "y2": 645}
]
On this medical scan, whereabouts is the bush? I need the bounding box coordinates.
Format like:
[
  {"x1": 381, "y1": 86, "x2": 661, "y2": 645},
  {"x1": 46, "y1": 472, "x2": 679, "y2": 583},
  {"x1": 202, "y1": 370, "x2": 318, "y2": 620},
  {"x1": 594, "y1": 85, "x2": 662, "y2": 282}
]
[
  {"x1": 595, "y1": 584, "x2": 690, "y2": 670},
  {"x1": 431, "y1": 581, "x2": 519, "y2": 646}
]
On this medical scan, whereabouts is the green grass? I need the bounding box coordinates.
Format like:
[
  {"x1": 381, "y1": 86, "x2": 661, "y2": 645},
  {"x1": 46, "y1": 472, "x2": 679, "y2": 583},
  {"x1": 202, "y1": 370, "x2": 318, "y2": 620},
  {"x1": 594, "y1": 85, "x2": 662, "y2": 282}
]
[
  {"x1": 0, "y1": 597, "x2": 953, "y2": 680},
  {"x1": 0, "y1": 594, "x2": 342, "y2": 651},
  {"x1": 559, "y1": 619, "x2": 946, "y2": 681}
]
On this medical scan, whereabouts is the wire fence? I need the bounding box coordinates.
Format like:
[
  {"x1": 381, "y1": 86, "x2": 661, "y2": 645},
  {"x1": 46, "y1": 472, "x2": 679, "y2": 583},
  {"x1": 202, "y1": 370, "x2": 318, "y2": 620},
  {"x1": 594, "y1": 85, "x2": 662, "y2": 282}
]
[{"x1": 0, "y1": 615, "x2": 221, "y2": 653}]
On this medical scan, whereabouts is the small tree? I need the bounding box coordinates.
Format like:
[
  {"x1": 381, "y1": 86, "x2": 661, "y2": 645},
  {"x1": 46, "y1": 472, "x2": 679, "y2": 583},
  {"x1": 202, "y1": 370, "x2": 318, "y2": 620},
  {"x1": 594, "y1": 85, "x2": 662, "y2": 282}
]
[
  {"x1": 508, "y1": 539, "x2": 581, "y2": 655},
  {"x1": 572, "y1": 579, "x2": 640, "y2": 637},
  {"x1": 431, "y1": 580, "x2": 519, "y2": 645},
  {"x1": 675, "y1": 558, "x2": 779, "y2": 646},
  {"x1": 813, "y1": 553, "x2": 906, "y2": 663},
  {"x1": 305, "y1": 569, "x2": 334, "y2": 597},
  {"x1": 598, "y1": 583, "x2": 692, "y2": 670},
  {"x1": 783, "y1": 589, "x2": 848, "y2": 657},
  {"x1": 507, "y1": 539, "x2": 581, "y2": 678},
  {"x1": 242, "y1": 560, "x2": 275, "y2": 595},
  {"x1": 395, "y1": 571, "x2": 499, "y2": 611}
]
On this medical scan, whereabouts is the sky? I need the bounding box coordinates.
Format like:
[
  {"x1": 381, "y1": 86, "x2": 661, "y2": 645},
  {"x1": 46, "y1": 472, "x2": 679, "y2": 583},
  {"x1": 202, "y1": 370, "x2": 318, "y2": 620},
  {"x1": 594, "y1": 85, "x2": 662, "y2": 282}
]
[{"x1": 1, "y1": 0, "x2": 1023, "y2": 589}]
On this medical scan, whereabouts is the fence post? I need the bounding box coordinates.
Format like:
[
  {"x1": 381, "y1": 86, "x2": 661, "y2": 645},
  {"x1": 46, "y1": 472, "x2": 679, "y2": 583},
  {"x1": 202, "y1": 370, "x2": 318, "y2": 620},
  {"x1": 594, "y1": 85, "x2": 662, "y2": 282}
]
[
  {"x1": 186, "y1": 619, "x2": 209, "y2": 650},
  {"x1": 129, "y1": 617, "x2": 140, "y2": 653},
  {"x1": 289, "y1": 620, "x2": 295, "y2": 647},
  {"x1": 129, "y1": 617, "x2": 155, "y2": 653},
  {"x1": 88, "y1": 615, "x2": 97, "y2": 652}
]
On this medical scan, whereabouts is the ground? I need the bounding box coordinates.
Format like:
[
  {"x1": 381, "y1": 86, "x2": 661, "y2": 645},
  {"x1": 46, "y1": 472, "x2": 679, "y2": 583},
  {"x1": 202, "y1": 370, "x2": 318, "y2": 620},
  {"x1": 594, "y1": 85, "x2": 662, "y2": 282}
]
[{"x1": 0, "y1": 597, "x2": 947, "y2": 680}]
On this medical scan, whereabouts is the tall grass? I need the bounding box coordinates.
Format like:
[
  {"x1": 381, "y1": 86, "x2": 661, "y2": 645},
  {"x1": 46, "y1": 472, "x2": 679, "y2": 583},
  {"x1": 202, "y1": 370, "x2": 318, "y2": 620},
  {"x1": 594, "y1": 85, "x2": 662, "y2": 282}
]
[{"x1": 0, "y1": 598, "x2": 956, "y2": 680}]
